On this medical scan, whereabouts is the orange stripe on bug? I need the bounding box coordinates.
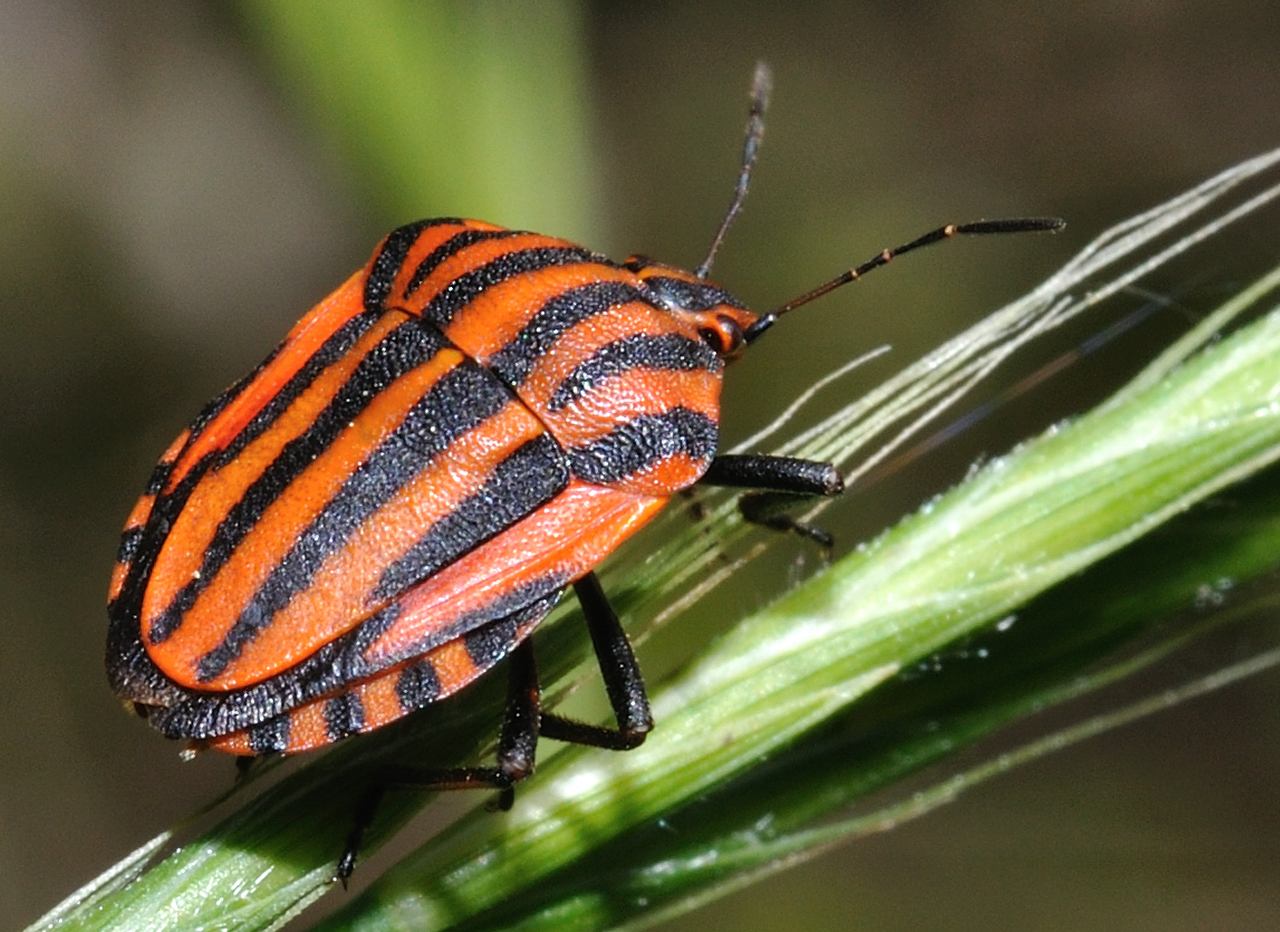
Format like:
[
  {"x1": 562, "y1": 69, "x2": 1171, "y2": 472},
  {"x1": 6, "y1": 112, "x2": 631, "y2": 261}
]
[
  {"x1": 139, "y1": 312, "x2": 411, "y2": 629},
  {"x1": 143, "y1": 338, "x2": 470, "y2": 689},
  {"x1": 197, "y1": 401, "x2": 549, "y2": 691},
  {"x1": 166, "y1": 271, "x2": 370, "y2": 492},
  {"x1": 360, "y1": 479, "x2": 665, "y2": 669},
  {"x1": 446, "y1": 263, "x2": 639, "y2": 362},
  {"x1": 204, "y1": 606, "x2": 546, "y2": 755},
  {"x1": 397, "y1": 231, "x2": 584, "y2": 314}
]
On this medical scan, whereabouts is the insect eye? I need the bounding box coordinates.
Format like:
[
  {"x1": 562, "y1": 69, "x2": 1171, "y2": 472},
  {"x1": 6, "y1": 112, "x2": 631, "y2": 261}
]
[{"x1": 700, "y1": 315, "x2": 745, "y2": 357}]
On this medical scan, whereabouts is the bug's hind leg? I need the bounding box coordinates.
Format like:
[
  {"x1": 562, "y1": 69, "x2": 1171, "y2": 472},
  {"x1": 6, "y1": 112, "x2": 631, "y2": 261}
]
[
  {"x1": 700, "y1": 454, "x2": 844, "y2": 548},
  {"x1": 538, "y1": 572, "x2": 653, "y2": 751},
  {"x1": 336, "y1": 639, "x2": 542, "y2": 885},
  {"x1": 337, "y1": 573, "x2": 652, "y2": 884}
]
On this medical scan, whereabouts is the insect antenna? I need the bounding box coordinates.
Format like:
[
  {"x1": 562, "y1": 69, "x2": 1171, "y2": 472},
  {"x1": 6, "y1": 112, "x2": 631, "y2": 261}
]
[
  {"x1": 742, "y1": 216, "x2": 1066, "y2": 343},
  {"x1": 696, "y1": 61, "x2": 773, "y2": 280}
]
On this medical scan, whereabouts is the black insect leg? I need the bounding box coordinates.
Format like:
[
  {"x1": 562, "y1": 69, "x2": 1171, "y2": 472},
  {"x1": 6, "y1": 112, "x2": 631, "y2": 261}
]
[
  {"x1": 335, "y1": 638, "x2": 542, "y2": 885},
  {"x1": 336, "y1": 574, "x2": 652, "y2": 884},
  {"x1": 739, "y1": 493, "x2": 836, "y2": 549},
  {"x1": 702, "y1": 454, "x2": 843, "y2": 496},
  {"x1": 700, "y1": 453, "x2": 844, "y2": 547},
  {"x1": 234, "y1": 754, "x2": 256, "y2": 783},
  {"x1": 337, "y1": 786, "x2": 385, "y2": 886},
  {"x1": 538, "y1": 572, "x2": 653, "y2": 751}
]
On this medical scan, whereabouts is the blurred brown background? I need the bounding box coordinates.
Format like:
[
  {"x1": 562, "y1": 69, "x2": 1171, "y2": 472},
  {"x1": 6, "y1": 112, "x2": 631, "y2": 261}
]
[{"x1": 2, "y1": 2, "x2": 1278, "y2": 928}]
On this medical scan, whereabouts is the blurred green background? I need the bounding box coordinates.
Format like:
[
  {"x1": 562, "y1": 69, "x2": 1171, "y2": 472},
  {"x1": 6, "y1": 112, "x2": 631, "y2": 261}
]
[{"x1": 3, "y1": 2, "x2": 1279, "y2": 928}]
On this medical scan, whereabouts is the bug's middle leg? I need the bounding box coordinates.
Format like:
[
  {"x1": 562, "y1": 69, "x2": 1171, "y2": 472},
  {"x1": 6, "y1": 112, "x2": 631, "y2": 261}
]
[{"x1": 537, "y1": 572, "x2": 653, "y2": 751}]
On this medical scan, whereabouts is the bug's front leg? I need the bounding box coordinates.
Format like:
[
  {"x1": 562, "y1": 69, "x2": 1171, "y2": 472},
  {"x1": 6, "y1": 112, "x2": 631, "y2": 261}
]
[{"x1": 699, "y1": 454, "x2": 844, "y2": 547}]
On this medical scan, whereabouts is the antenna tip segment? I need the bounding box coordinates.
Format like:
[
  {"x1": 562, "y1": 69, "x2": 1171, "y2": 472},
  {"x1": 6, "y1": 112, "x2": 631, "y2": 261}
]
[
  {"x1": 751, "y1": 61, "x2": 774, "y2": 108},
  {"x1": 958, "y1": 217, "x2": 1066, "y2": 235}
]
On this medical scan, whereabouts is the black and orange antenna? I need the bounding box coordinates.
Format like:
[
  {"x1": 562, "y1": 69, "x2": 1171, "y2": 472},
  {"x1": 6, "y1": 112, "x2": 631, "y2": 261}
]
[
  {"x1": 696, "y1": 62, "x2": 1064, "y2": 342},
  {"x1": 743, "y1": 216, "x2": 1065, "y2": 343}
]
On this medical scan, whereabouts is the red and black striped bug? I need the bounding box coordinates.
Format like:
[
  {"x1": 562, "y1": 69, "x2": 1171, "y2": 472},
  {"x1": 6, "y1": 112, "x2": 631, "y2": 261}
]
[{"x1": 105, "y1": 63, "x2": 1061, "y2": 880}]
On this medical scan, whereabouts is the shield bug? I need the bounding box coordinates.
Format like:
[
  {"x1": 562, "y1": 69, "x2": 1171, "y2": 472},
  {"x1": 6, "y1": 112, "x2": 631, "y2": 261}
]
[{"x1": 105, "y1": 63, "x2": 1061, "y2": 879}]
